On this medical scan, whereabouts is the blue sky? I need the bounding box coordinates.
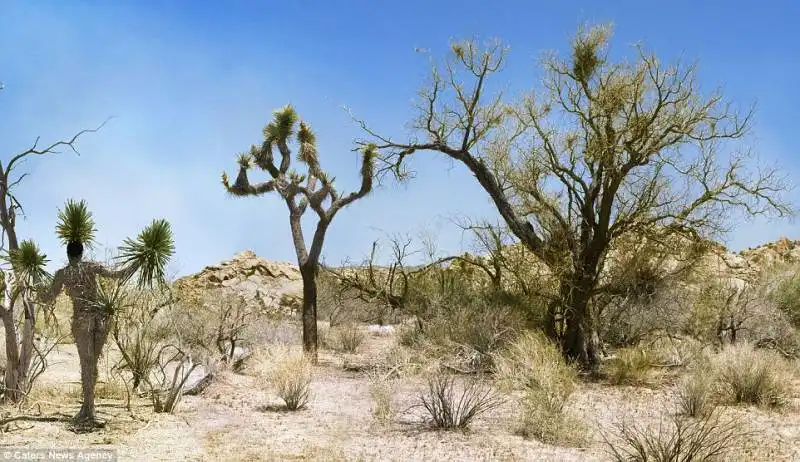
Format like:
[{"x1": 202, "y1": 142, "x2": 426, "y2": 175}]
[{"x1": 1, "y1": 0, "x2": 798, "y2": 277}]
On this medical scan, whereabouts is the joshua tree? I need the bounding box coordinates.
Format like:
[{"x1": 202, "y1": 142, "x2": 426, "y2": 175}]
[
  {"x1": 358, "y1": 24, "x2": 791, "y2": 369},
  {"x1": 39, "y1": 199, "x2": 174, "y2": 427},
  {"x1": 222, "y1": 105, "x2": 375, "y2": 361}
]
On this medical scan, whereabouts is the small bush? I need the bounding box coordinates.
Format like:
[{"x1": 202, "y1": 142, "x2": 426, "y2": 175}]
[
  {"x1": 607, "y1": 347, "x2": 652, "y2": 385},
  {"x1": 676, "y1": 372, "x2": 717, "y2": 418},
  {"x1": 416, "y1": 373, "x2": 502, "y2": 430},
  {"x1": 602, "y1": 410, "x2": 746, "y2": 462},
  {"x1": 257, "y1": 349, "x2": 313, "y2": 411},
  {"x1": 367, "y1": 371, "x2": 397, "y2": 425},
  {"x1": 493, "y1": 331, "x2": 584, "y2": 445},
  {"x1": 712, "y1": 343, "x2": 792, "y2": 408},
  {"x1": 317, "y1": 322, "x2": 332, "y2": 349},
  {"x1": 406, "y1": 293, "x2": 527, "y2": 372},
  {"x1": 334, "y1": 323, "x2": 365, "y2": 354}
]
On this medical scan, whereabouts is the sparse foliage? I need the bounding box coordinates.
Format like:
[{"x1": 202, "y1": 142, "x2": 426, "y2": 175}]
[
  {"x1": 359, "y1": 23, "x2": 792, "y2": 370},
  {"x1": 415, "y1": 373, "x2": 502, "y2": 430},
  {"x1": 602, "y1": 410, "x2": 746, "y2": 462},
  {"x1": 172, "y1": 292, "x2": 255, "y2": 365}
]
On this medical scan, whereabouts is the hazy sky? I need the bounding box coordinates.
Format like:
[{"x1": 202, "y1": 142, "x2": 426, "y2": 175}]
[{"x1": 1, "y1": 0, "x2": 798, "y2": 277}]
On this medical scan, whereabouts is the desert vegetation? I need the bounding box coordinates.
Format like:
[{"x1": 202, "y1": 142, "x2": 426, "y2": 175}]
[{"x1": 1, "y1": 18, "x2": 799, "y2": 462}]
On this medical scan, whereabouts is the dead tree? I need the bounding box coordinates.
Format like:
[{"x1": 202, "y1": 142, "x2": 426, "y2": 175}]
[{"x1": 0, "y1": 112, "x2": 106, "y2": 402}]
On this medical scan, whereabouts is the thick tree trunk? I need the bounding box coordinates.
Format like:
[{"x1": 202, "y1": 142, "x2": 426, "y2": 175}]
[
  {"x1": 300, "y1": 263, "x2": 319, "y2": 363},
  {"x1": 554, "y1": 274, "x2": 601, "y2": 372}
]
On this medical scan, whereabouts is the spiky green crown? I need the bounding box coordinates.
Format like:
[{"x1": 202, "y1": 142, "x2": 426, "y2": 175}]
[
  {"x1": 263, "y1": 105, "x2": 299, "y2": 143},
  {"x1": 8, "y1": 239, "x2": 50, "y2": 286},
  {"x1": 55, "y1": 199, "x2": 96, "y2": 246},
  {"x1": 117, "y1": 218, "x2": 175, "y2": 289}
]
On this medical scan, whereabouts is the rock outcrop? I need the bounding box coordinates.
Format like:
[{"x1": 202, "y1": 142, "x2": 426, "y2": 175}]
[{"x1": 173, "y1": 250, "x2": 302, "y2": 316}]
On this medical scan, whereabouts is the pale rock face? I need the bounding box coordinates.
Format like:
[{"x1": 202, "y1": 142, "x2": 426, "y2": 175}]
[{"x1": 174, "y1": 250, "x2": 303, "y2": 316}]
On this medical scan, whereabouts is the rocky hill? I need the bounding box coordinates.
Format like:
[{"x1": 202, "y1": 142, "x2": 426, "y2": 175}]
[
  {"x1": 173, "y1": 250, "x2": 303, "y2": 315},
  {"x1": 172, "y1": 238, "x2": 800, "y2": 314}
]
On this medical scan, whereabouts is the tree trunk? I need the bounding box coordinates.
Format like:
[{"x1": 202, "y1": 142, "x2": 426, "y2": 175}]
[
  {"x1": 556, "y1": 275, "x2": 601, "y2": 372},
  {"x1": 300, "y1": 263, "x2": 319, "y2": 363},
  {"x1": 1, "y1": 301, "x2": 33, "y2": 403}
]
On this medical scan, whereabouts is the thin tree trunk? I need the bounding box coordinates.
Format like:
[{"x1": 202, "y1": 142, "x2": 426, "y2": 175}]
[
  {"x1": 1, "y1": 303, "x2": 33, "y2": 402},
  {"x1": 2, "y1": 307, "x2": 22, "y2": 402},
  {"x1": 300, "y1": 263, "x2": 319, "y2": 363}
]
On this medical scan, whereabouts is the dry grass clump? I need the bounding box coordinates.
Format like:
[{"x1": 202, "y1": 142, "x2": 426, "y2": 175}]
[
  {"x1": 415, "y1": 373, "x2": 502, "y2": 430},
  {"x1": 601, "y1": 409, "x2": 747, "y2": 462},
  {"x1": 711, "y1": 343, "x2": 793, "y2": 408},
  {"x1": 676, "y1": 372, "x2": 718, "y2": 418},
  {"x1": 607, "y1": 347, "x2": 653, "y2": 385},
  {"x1": 332, "y1": 323, "x2": 366, "y2": 354},
  {"x1": 493, "y1": 331, "x2": 585, "y2": 445},
  {"x1": 367, "y1": 371, "x2": 398, "y2": 425},
  {"x1": 254, "y1": 347, "x2": 313, "y2": 411}
]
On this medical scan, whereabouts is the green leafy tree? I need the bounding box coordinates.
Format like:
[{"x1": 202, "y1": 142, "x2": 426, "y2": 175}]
[
  {"x1": 222, "y1": 105, "x2": 375, "y2": 361},
  {"x1": 358, "y1": 24, "x2": 791, "y2": 369}
]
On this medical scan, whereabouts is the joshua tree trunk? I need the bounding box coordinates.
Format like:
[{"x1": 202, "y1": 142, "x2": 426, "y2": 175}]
[{"x1": 300, "y1": 263, "x2": 319, "y2": 361}]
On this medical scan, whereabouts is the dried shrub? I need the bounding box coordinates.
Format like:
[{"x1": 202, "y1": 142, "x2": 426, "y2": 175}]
[
  {"x1": 171, "y1": 292, "x2": 255, "y2": 364},
  {"x1": 712, "y1": 343, "x2": 792, "y2": 408},
  {"x1": 367, "y1": 371, "x2": 397, "y2": 425},
  {"x1": 147, "y1": 345, "x2": 199, "y2": 413},
  {"x1": 493, "y1": 331, "x2": 584, "y2": 445},
  {"x1": 333, "y1": 323, "x2": 365, "y2": 354},
  {"x1": 607, "y1": 347, "x2": 653, "y2": 385},
  {"x1": 602, "y1": 410, "x2": 747, "y2": 462},
  {"x1": 256, "y1": 349, "x2": 313, "y2": 411},
  {"x1": 415, "y1": 373, "x2": 502, "y2": 430},
  {"x1": 676, "y1": 372, "x2": 717, "y2": 418}
]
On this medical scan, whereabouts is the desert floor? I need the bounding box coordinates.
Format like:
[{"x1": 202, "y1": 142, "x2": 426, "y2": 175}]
[{"x1": 1, "y1": 324, "x2": 799, "y2": 462}]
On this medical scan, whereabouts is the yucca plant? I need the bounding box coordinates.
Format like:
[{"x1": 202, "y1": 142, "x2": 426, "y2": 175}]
[
  {"x1": 116, "y1": 218, "x2": 175, "y2": 288},
  {"x1": 55, "y1": 199, "x2": 96, "y2": 247},
  {"x1": 7, "y1": 239, "x2": 50, "y2": 288}
]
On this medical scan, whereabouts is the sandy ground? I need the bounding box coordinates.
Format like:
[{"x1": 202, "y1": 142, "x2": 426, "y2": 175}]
[{"x1": 1, "y1": 329, "x2": 799, "y2": 461}]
